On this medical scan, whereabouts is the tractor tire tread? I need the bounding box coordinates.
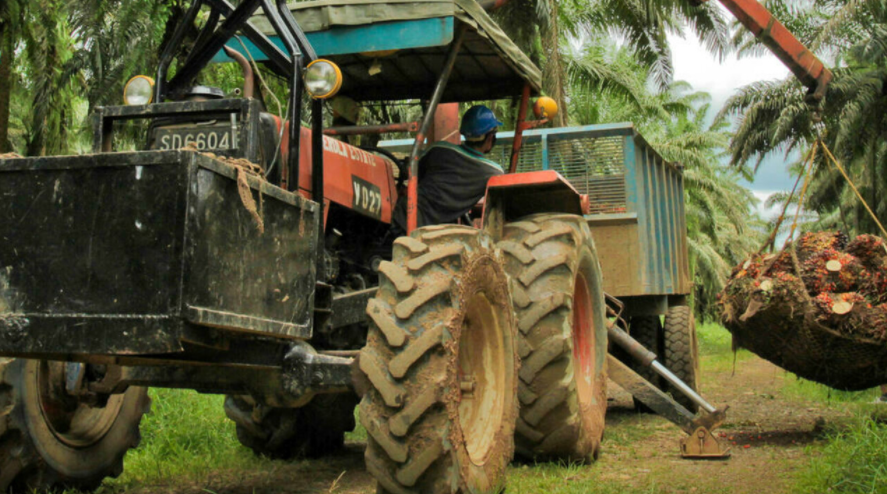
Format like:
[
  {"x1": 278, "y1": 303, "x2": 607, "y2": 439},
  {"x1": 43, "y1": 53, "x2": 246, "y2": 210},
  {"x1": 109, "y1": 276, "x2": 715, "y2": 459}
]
[{"x1": 499, "y1": 214, "x2": 608, "y2": 463}]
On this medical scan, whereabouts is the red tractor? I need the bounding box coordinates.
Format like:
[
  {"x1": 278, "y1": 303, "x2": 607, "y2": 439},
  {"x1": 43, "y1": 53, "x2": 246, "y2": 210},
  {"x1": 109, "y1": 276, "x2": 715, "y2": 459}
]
[{"x1": 0, "y1": 0, "x2": 830, "y2": 492}]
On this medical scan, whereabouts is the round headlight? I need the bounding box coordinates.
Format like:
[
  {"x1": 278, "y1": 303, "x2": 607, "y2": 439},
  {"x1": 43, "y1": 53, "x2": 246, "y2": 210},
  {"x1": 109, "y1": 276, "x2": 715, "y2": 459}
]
[
  {"x1": 124, "y1": 76, "x2": 155, "y2": 106},
  {"x1": 304, "y1": 60, "x2": 343, "y2": 99}
]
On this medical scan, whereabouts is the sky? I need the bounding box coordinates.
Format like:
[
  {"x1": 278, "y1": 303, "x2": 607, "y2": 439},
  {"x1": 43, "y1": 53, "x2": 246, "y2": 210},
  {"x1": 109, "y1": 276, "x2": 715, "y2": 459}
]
[{"x1": 667, "y1": 29, "x2": 796, "y2": 220}]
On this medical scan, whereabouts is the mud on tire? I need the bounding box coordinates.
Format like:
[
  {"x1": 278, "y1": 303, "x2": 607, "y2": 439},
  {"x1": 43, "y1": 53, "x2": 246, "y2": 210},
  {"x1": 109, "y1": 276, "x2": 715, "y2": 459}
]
[
  {"x1": 0, "y1": 358, "x2": 150, "y2": 492},
  {"x1": 663, "y1": 306, "x2": 700, "y2": 413},
  {"x1": 360, "y1": 225, "x2": 518, "y2": 494},
  {"x1": 498, "y1": 214, "x2": 608, "y2": 462},
  {"x1": 225, "y1": 393, "x2": 359, "y2": 460}
]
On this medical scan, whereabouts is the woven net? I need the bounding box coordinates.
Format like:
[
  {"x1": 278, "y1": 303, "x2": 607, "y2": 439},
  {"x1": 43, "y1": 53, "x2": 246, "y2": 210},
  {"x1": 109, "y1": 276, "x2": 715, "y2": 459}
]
[{"x1": 719, "y1": 232, "x2": 887, "y2": 390}]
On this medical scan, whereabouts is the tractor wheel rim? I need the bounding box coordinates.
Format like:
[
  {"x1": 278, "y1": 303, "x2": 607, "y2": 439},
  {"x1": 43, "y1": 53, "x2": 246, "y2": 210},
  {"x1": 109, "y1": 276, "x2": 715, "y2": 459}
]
[
  {"x1": 37, "y1": 361, "x2": 124, "y2": 448},
  {"x1": 572, "y1": 272, "x2": 596, "y2": 408},
  {"x1": 458, "y1": 290, "x2": 509, "y2": 466}
]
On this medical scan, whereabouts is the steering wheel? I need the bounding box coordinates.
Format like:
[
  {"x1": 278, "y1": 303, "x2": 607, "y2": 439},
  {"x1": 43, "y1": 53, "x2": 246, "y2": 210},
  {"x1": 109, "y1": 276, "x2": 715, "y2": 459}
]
[{"x1": 361, "y1": 146, "x2": 408, "y2": 187}]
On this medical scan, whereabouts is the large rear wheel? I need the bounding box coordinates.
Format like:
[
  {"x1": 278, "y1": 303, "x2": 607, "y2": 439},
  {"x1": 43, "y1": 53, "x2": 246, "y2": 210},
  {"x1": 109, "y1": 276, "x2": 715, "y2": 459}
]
[
  {"x1": 498, "y1": 214, "x2": 608, "y2": 462},
  {"x1": 0, "y1": 359, "x2": 149, "y2": 492},
  {"x1": 360, "y1": 225, "x2": 518, "y2": 494},
  {"x1": 224, "y1": 392, "x2": 359, "y2": 459}
]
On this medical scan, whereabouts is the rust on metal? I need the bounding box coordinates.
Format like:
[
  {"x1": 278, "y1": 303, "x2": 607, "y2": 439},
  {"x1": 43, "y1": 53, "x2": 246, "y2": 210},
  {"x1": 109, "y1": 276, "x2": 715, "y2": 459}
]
[
  {"x1": 681, "y1": 427, "x2": 732, "y2": 459},
  {"x1": 607, "y1": 354, "x2": 731, "y2": 459},
  {"x1": 509, "y1": 84, "x2": 531, "y2": 174},
  {"x1": 223, "y1": 46, "x2": 255, "y2": 98}
]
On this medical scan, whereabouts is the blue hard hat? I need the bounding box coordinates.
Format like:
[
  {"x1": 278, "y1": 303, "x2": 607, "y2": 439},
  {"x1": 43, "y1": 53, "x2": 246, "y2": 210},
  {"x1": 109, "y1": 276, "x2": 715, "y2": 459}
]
[{"x1": 460, "y1": 105, "x2": 503, "y2": 140}]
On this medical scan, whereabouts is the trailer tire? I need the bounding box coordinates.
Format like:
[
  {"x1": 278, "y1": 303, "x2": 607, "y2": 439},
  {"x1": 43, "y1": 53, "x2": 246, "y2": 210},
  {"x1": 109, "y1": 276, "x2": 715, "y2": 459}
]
[
  {"x1": 628, "y1": 316, "x2": 663, "y2": 414},
  {"x1": 663, "y1": 306, "x2": 700, "y2": 413},
  {"x1": 499, "y1": 214, "x2": 608, "y2": 462},
  {"x1": 225, "y1": 393, "x2": 359, "y2": 460},
  {"x1": 0, "y1": 358, "x2": 149, "y2": 492},
  {"x1": 360, "y1": 225, "x2": 518, "y2": 494}
]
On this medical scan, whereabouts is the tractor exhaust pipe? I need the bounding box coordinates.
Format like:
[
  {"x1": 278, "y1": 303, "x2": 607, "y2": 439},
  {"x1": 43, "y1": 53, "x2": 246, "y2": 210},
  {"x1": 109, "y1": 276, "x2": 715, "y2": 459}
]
[{"x1": 223, "y1": 46, "x2": 255, "y2": 99}]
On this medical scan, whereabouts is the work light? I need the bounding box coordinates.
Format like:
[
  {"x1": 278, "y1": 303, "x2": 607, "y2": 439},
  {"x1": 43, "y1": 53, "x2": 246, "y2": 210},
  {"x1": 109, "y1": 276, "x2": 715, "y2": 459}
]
[
  {"x1": 304, "y1": 60, "x2": 343, "y2": 99},
  {"x1": 123, "y1": 76, "x2": 155, "y2": 106}
]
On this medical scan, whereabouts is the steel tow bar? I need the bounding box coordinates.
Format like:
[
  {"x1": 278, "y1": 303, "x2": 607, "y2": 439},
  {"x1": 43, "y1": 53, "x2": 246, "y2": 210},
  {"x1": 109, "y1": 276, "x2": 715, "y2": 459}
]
[{"x1": 607, "y1": 323, "x2": 731, "y2": 458}]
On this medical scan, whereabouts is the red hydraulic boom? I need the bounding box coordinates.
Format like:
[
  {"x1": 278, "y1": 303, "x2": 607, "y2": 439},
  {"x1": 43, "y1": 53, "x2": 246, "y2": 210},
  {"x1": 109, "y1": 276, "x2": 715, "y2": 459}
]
[{"x1": 693, "y1": 0, "x2": 832, "y2": 101}]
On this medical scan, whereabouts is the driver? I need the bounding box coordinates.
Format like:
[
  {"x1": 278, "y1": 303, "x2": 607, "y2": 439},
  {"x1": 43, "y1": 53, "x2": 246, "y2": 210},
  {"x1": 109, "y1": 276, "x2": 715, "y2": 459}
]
[{"x1": 393, "y1": 105, "x2": 504, "y2": 233}]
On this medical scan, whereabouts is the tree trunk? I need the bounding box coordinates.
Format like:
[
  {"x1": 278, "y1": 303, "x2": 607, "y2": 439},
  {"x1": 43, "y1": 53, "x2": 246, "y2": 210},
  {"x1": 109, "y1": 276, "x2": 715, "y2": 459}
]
[
  {"x1": 0, "y1": 21, "x2": 12, "y2": 153},
  {"x1": 540, "y1": 0, "x2": 568, "y2": 127}
]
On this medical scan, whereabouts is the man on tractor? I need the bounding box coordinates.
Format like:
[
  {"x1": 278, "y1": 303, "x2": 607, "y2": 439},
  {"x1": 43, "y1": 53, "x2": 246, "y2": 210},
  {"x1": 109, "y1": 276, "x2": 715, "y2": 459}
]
[{"x1": 392, "y1": 105, "x2": 504, "y2": 233}]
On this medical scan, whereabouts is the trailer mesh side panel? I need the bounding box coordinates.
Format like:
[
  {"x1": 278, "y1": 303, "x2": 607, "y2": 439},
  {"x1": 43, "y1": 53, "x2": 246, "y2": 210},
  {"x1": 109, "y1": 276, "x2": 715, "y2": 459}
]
[
  {"x1": 488, "y1": 141, "x2": 542, "y2": 173},
  {"x1": 490, "y1": 136, "x2": 627, "y2": 214},
  {"x1": 550, "y1": 136, "x2": 625, "y2": 214}
]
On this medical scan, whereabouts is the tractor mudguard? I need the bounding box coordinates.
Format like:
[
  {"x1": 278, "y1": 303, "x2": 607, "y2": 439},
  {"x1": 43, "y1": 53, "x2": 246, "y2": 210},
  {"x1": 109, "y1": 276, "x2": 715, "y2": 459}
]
[{"x1": 481, "y1": 170, "x2": 585, "y2": 226}]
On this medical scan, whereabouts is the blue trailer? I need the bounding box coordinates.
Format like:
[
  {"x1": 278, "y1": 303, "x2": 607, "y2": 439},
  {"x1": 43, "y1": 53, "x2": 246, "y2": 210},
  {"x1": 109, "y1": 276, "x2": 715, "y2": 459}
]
[{"x1": 382, "y1": 122, "x2": 700, "y2": 411}]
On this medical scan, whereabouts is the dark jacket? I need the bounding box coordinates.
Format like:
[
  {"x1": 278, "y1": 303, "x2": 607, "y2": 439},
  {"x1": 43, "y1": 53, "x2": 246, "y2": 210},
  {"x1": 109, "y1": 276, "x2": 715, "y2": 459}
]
[{"x1": 393, "y1": 142, "x2": 503, "y2": 232}]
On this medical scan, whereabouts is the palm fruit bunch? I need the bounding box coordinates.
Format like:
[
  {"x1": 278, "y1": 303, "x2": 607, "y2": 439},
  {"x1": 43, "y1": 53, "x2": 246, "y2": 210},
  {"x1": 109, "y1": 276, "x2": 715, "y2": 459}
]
[{"x1": 718, "y1": 232, "x2": 887, "y2": 390}]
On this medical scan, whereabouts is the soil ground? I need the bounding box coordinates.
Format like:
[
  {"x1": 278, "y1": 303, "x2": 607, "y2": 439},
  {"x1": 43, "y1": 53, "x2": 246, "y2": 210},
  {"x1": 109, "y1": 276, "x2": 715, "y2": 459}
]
[{"x1": 112, "y1": 347, "x2": 866, "y2": 494}]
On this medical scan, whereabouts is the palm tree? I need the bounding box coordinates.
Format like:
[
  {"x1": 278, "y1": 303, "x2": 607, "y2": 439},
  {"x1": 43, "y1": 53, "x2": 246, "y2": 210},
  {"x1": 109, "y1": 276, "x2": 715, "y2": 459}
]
[
  {"x1": 0, "y1": 0, "x2": 26, "y2": 153},
  {"x1": 648, "y1": 84, "x2": 762, "y2": 318},
  {"x1": 723, "y1": 0, "x2": 887, "y2": 237}
]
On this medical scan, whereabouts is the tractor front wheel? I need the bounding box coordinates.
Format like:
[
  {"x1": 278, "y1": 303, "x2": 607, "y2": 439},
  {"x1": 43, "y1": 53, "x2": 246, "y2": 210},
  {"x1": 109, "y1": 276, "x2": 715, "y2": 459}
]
[
  {"x1": 0, "y1": 358, "x2": 150, "y2": 492},
  {"x1": 499, "y1": 214, "x2": 608, "y2": 462},
  {"x1": 360, "y1": 225, "x2": 518, "y2": 494}
]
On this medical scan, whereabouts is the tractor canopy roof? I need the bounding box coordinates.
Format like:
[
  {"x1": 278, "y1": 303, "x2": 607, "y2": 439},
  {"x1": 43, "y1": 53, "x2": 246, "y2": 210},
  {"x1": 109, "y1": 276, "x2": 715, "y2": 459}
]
[{"x1": 213, "y1": 0, "x2": 542, "y2": 102}]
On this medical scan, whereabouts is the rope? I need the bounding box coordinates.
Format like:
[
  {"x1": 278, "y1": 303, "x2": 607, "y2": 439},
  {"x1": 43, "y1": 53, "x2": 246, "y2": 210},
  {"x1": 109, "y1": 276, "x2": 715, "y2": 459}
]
[
  {"x1": 786, "y1": 142, "x2": 819, "y2": 245},
  {"x1": 820, "y1": 141, "x2": 887, "y2": 240},
  {"x1": 757, "y1": 146, "x2": 813, "y2": 255},
  {"x1": 754, "y1": 143, "x2": 819, "y2": 279}
]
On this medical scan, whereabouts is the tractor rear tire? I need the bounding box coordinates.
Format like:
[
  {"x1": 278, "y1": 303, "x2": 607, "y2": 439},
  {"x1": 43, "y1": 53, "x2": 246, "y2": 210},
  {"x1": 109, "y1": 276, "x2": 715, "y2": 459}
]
[
  {"x1": 224, "y1": 393, "x2": 359, "y2": 460},
  {"x1": 663, "y1": 306, "x2": 700, "y2": 414},
  {"x1": 628, "y1": 315, "x2": 663, "y2": 414},
  {"x1": 360, "y1": 225, "x2": 518, "y2": 494},
  {"x1": 0, "y1": 358, "x2": 150, "y2": 492},
  {"x1": 498, "y1": 214, "x2": 608, "y2": 463}
]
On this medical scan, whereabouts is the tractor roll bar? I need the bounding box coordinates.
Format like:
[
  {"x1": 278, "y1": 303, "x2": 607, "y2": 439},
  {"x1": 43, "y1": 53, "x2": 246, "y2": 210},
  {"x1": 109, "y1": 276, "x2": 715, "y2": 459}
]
[
  {"x1": 406, "y1": 23, "x2": 468, "y2": 233},
  {"x1": 166, "y1": 0, "x2": 265, "y2": 97}
]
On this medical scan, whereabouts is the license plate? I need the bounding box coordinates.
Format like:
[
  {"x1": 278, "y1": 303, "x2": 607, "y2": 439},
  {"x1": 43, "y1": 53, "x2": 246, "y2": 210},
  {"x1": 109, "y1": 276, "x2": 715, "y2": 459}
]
[{"x1": 153, "y1": 127, "x2": 235, "y2": 151}]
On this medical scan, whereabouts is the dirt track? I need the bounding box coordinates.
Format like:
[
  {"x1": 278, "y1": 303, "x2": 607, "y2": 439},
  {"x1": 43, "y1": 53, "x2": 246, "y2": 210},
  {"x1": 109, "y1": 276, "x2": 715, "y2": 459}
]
[{"x1": 122, "y1": 355, "x2": 854, "y2": 494}]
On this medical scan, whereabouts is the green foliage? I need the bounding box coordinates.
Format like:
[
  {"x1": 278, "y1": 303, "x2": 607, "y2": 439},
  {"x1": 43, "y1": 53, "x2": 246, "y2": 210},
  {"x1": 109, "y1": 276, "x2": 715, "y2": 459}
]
[
  {"x1": 796, "y1": 415, "x2": 887, "y2": 494},
  {"x1": 723, "y1": 0, "x2": 887, "y2": 238},
  {"x1": 0, "y1": 0, "x2": 175, "y2": 156}
]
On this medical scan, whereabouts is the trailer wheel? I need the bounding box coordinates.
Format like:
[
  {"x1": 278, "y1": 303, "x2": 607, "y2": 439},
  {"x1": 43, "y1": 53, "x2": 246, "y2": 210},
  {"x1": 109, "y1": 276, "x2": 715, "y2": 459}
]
[
  {"x1": 224, "y1": 393, "x2": 358, "y2": 459},
  {"x1": 628, "y1": 316, "x2": 663, "y2": 413},
  {"x1": 0, "y1": 358, "x2": 149, "y2": 492},
  {"x1": 499, "y1": 214, "x2": 608, "y2": 462},
  {"x1": 360, "y1": 226, "x2": 518, "y2": 494},
  {"x1": 663, "y1": 306, "x2": 700, "y2": 413}
]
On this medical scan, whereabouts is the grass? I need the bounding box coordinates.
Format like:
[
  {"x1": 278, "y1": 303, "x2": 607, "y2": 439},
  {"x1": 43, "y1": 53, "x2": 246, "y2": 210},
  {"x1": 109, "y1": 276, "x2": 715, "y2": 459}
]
[
  {"x1": 694, "y1": 322, "x2": 887, "y2": 494},
  {"x1": 795, "y1": 414, "x2": 887, "y2": 494},
  {"x1": 54, "y1": 321, "x2": 886, "y2": 494},
  {"x1": 98, "y1": 389, "x2": 272, "y2": 492},
  {"x1": 696, "y1": 320, "x2": 756, "y2": 372}
]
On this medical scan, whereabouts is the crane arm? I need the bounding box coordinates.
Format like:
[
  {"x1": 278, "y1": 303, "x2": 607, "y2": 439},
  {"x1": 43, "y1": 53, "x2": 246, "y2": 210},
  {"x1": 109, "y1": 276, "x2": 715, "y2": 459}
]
[{"x1": 693, "y1": 0, "x2": 832, "y2": 101}]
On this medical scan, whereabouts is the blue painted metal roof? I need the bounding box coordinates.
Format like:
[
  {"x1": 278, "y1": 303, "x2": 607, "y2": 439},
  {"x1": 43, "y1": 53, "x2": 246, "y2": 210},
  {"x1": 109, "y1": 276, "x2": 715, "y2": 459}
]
[{"x1": 212, "y1": 18, "x2": 453, "y2": 63}]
